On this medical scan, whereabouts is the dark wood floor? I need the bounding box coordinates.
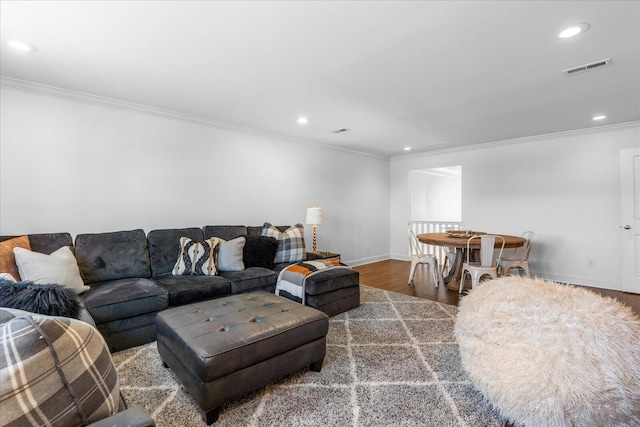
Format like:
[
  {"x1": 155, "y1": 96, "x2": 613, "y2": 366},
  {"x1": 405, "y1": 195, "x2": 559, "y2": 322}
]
[{"x1": 353, "y1": 259, "x2": 640, "y2": 314}]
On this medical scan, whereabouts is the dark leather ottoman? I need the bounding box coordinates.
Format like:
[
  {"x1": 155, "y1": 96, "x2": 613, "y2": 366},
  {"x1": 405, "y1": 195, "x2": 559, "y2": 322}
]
[{"x1": 156, "y1": 292, "x2": 329, "y2": 424}]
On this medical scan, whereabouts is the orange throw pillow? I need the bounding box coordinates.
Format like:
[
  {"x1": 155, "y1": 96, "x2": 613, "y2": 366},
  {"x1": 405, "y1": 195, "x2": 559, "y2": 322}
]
[{"x1": 0, "y1": 236, "x2": 31, "y2": 281}]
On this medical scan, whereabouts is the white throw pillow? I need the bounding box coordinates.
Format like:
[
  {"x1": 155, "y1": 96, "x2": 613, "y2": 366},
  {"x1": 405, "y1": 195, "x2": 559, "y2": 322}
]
[
  {"x1": 0, "y1": 273, "x2": 16, "y2": 282},
  {"x1": 216, "y1": 236, "x2": 246, "y2": 272},
  {"x1": 13, "y1": 246, "x2": 89, "y2": 294}
]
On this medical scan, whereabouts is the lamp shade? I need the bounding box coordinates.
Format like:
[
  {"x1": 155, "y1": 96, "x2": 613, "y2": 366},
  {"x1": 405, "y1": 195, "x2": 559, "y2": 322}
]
[{"x1": 305, "y1": 207, "x2": 323, "y2": 225}]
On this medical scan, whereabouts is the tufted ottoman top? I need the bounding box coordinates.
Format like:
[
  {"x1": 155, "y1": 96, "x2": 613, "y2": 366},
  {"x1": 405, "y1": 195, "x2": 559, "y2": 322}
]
[{"x1": 156, "y1": 292, "x2": 329, "y2": 382}]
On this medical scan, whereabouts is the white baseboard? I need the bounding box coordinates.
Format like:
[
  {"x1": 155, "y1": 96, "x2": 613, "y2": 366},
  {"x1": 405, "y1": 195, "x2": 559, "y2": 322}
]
[
  {"x1": 346, "y1": 254, "x2": 390, "y2": 267},
  {"x1": 351, "y1": 257, "x2": 624, "y2": 292},
  {"x1": 531, "y1": 272, "x2": 623, "y2": 291}
]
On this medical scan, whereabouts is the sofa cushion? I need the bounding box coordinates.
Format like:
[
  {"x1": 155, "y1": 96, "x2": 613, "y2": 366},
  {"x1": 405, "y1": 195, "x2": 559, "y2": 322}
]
[
  {"x1": 81, "y1": 277, "x2": 168, "y2": 323},
  {"x1": 219, "y1": 267, "x2": 277, "y2": 294},
  {"x1": 75, "y1": 229, "x2": 150, "y2": 283},
  {"x1": 0, "y1": 310, "x2": 120, "y2": 426},
  {"x1": 13, "y1": 246, "x2": 89, "y2": 293},
  {"x1": 247, "y1": 225, "x2": 289, "y2": 237},
  {"x1": 203, "y1": 225, "x2": 247, "y2": 241},
  {"x1": 153, "y1": 274, "x2": 231, "y2": 307},
  {"x1": 172, "y1": 237, "x2": 219, "y2": 276},
  {"x1": 27, "y1": 232, "x2": 74, "y2": 255},
  {"x1": 243, "y1": 235, "x2": 279, "y2": 269},
  {"x1": 262, "y1": 223, "x2": 306, "y2": 263},
  {"x1": 148, "y1": 227, "x2": 204, "y2": 276},
  {"x1": 94, "y1": 311, "x2": 159, "y2": 353},
  {"x1": 304, "y1": 267, "x2": 360, "y2": 295},
  {"x1": 0, "y1": 235, "x2": 31, "y2": 281}
]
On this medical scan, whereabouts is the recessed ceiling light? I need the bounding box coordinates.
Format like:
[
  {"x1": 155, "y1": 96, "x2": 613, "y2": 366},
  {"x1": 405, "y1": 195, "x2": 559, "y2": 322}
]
[
  {"x1": 7, "y1": 40, "x2": 38, "y2": 52},
  {"x1": 592, "y1": 115, "x2": 607, "y2": 121},
  {"x1": 297, "y1": 117, "x2": 309, "y2": 125},
  {"x1": 559, "y1": 23, "x2": 590, "y2": 38},
  {"x1": 403, "y1": 147, "x2": 412, "y2": 151}
]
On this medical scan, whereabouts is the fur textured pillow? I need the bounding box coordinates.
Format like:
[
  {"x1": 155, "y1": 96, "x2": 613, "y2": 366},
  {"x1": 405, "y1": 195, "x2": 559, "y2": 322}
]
[
  {"x1": 455, "y1": 276, "x2": 640, "y2": 427},
  {"x1": 243, "y1": 235, "x2": 279, "y2": 269},
  {"x1": 0, "y1": 279, "x2": 82, "y2": 319}
]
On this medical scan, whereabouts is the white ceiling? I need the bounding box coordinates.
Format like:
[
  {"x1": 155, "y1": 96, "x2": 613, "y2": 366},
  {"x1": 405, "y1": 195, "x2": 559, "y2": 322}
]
[{"x1": 1, "y1": 1, "x2": 638, "y2": 158}]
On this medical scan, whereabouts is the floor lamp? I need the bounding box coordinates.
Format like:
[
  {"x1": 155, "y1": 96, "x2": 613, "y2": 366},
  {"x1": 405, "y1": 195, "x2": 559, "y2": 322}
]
[{"x1": 306, "y1": 207, "x2": 323, "y2": 253}]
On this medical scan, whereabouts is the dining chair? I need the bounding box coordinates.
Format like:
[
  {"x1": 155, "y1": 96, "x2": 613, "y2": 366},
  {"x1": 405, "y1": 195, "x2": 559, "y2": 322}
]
[
  {"x1": 408, "y1": 229, "x2": 443, "y2": 287},
  {"x1": 499, "y1": 231, "x2": 535, "y2": 277},
  {"x1": 459, "y1": 235, "x2": 505, "y2": 293}
]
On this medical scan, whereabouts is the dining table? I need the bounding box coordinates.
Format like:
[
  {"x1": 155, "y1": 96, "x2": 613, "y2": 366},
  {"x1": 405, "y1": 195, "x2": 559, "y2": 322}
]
[{"x1": 417, "y1": 232, "x2": 527, "y2": 291}]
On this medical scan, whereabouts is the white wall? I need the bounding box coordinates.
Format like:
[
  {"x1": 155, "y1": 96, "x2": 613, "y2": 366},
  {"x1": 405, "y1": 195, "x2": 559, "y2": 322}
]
[
  {"x1": 391, "y1": 123, "x2": 640, "y2": 290},
  {"x1": 0, "y1": 87, "x2": 390, "y2": 265}
]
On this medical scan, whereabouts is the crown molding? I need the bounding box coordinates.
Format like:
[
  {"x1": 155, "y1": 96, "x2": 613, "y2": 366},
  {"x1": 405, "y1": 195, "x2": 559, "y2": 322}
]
[
  {"x1": 0, "y1": 75, "x2": 237, "y2": 128},
  {"x1": 0, "y1": 76, "x2": 388, "y2": 161},
  {"x1": 391, "y1": 121, "x2": 640, "y2": 161}
]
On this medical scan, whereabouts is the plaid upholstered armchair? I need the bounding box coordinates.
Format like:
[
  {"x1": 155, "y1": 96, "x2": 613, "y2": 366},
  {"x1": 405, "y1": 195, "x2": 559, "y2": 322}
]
[{"x1": 0, "y1": 308, "x2": 155, "y2": 427}]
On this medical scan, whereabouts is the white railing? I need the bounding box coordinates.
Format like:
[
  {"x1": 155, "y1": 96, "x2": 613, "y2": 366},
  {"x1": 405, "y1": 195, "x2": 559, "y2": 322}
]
[{"x1": 408, "y1": 221, "x2": 461, "y2": 266}]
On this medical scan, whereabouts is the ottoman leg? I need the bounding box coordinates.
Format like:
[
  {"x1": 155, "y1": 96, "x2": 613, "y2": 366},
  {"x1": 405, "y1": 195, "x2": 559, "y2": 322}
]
[
  {"x1": 310, "y1": 358, "x2": 324, "y2": 372},
  {"x1": 204, "y1": 407, "x2": 221, "y2": 425}
]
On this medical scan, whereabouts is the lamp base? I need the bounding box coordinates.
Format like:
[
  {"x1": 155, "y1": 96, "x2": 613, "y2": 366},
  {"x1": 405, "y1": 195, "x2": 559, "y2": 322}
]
[{"x1": 312, "y1": 225, "x2": 318, "y2": 253}]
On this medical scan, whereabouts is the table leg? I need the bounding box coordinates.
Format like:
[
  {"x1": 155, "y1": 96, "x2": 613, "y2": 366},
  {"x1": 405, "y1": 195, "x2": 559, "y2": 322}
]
[{"x1": 445, "y1": 248, "x2": 465, "y2": 291}]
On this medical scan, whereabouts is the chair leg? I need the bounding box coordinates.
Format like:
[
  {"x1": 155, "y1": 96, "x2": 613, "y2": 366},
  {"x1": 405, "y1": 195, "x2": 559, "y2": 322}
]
[
  {"x1": 470, "y1": 271, "x2": 480, "y2": 290},
  {"x1": 459, "y1": 269, "x2": 466, "y2": 294},
  {"x1": 433, "y1": 264, "x2": 438, "y2": 288},
  {"x1": 408, "y1": 259, "x2": 418, "y2": 285},
  {"x1": 521, "y1": 262, "x2": 530, "y2": 278},
  {"x1": 441, "y1": 256, "x2": 449, "y2": 277},
  {"x1": 428, "y1": 259, "x2": 441, "y2": 288}
]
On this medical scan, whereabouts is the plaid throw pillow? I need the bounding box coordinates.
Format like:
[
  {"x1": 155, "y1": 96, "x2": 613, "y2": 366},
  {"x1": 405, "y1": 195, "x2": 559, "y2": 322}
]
[
  {"x1": 262, "y1": 223, "x2": 306, "y2": 264},
  {"x1": 0, "y1": 310, "x2": 119, "y2": 426}
]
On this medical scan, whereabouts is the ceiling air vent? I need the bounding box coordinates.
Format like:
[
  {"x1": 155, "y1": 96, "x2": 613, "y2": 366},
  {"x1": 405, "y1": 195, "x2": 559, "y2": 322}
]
[
  {"x1": 563, "y1": 58, "x2": 611, "y2": 75},
  {"x1": 332, "y1": 128, "x2": 350, "y2": 134}
]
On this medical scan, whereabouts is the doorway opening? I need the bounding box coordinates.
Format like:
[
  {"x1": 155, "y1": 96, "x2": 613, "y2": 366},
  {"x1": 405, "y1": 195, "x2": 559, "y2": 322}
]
[
  {"x1": 409, "y1": 165, "x2": 462, "y2": 224},
  {"x1": 408, "y1": 165, "x2": 462, "y2": 259}
]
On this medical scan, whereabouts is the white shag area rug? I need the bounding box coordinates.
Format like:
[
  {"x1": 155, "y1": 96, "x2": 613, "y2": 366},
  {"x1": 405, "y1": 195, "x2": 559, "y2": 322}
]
[
  {"x1": 454, "y1": 276, "x2": 640, "y2": 427},
  {"x1": 113, "y1": 285, "x2": 508, "y2": 426}
]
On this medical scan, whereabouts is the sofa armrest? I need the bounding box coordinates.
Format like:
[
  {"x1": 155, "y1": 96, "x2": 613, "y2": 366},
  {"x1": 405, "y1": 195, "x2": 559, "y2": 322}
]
[{"x1": 86, "y1": 407, "x2": 155, "y2": 427}]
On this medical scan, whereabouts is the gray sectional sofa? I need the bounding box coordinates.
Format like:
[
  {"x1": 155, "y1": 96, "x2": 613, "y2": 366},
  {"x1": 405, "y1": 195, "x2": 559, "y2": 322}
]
[{"x1": 2, "y1": 225, "x2": 360, "y2": 352}]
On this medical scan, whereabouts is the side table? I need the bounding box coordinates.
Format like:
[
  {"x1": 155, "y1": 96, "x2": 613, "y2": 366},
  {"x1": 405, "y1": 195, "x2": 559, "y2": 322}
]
[{"x1": 307, "y1": 251, "x2": 341, "y2": 263}]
